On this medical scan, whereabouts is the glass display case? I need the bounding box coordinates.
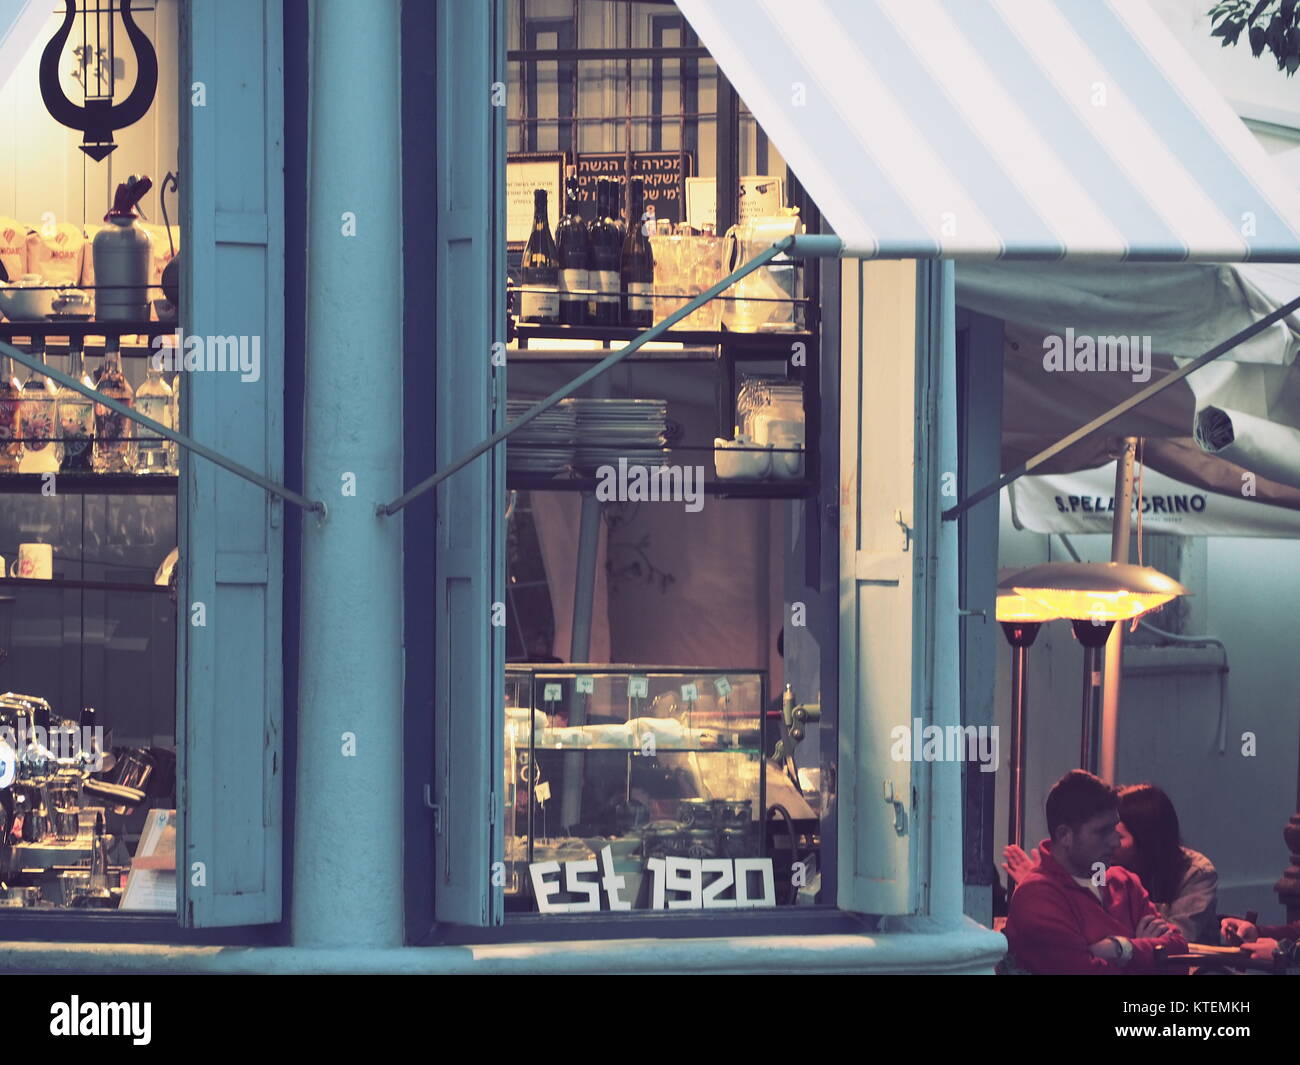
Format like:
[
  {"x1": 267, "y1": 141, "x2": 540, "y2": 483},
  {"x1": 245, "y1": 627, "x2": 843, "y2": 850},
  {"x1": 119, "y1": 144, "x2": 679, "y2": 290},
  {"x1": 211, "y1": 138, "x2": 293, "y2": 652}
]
[{"x1": 504, "y1": 664, "x2": 769, "y2": 912}]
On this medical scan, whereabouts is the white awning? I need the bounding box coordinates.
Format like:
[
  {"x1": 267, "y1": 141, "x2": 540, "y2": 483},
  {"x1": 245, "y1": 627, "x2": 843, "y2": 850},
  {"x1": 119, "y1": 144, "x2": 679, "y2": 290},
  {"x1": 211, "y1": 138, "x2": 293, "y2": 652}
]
[
  {"x1": 0, "y1": 0, "x2": 42, "y2": 97},
  {"x1": 677, "y1": 0, "x2": 1300, "y2": 263}
]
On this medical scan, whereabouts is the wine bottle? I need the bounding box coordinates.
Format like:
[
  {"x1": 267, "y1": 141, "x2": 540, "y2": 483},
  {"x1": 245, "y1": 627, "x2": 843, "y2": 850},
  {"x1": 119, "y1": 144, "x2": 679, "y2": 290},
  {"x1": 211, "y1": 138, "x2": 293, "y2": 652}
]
[
  {"x1": 555, "y1": 167, "x2": 591, "y2": 326},
  {"x1": 614, "y1": 178, "x2": 627, "y2": 243},
  {"x1": 589, "y1": 178, "x2": 622, "y2": 326},
  {"x1": 520, "y1": 189, "x2": 559, "y2": 324},
  {"x1": 620, "y1": 177, "x2": 655, "y2": 329}
]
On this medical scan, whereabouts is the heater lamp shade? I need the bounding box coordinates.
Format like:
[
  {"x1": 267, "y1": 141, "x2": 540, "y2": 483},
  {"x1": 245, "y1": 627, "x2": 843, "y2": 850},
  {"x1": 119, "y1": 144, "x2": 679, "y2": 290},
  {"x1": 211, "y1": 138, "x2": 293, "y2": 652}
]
[
  {"x1": 1012, "y1": 562, "x2": 1187, "y2": 622},
  {"x1": 995, "y1": 593, "x2": 1059, "y2": 624}
]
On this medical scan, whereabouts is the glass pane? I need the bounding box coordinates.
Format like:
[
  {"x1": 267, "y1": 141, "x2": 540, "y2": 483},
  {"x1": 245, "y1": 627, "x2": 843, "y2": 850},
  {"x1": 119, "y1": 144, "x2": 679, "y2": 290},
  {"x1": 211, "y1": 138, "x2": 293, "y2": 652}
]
[{"x1": 0, "y1": 5, "x2": 181, "y2": 914}]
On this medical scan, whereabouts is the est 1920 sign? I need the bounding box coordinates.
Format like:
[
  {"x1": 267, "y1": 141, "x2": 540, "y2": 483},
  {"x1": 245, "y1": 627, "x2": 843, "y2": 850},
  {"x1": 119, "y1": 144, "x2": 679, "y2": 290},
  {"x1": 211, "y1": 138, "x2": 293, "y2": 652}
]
[{"x1": 530, "y1": 846, "x2": 776, "y2": 914}]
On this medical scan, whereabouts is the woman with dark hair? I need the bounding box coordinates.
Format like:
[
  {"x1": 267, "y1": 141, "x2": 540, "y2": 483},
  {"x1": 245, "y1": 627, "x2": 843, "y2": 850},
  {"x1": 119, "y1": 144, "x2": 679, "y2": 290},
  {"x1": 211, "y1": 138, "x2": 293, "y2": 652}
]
[
  {"x1": 1113, "y1": 784, "x2": 1217, "y2": 944},
  {"x1": 1004, "y1": 782, "x2": 1218, "y2": 943}
]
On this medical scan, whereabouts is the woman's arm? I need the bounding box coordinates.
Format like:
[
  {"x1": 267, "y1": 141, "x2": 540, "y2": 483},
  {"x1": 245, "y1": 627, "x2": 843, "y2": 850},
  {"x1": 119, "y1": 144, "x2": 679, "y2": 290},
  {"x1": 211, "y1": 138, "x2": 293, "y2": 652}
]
[{"x1": 1164, "y1": 856, "x2": 1218, "y2": 943}]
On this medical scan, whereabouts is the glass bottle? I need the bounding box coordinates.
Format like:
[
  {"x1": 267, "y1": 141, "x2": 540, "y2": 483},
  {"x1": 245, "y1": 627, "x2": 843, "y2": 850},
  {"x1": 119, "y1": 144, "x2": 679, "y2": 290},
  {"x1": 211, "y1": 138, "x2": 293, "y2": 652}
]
[
  {"x1": 555, "y1": 166, "x2": 591, "y2": 326},
  {"x1": 0, "y1": 355, "x2": 23, "y2": 473},
  {"x1": 92, "y1": 341, "x2": 136, "y2": 474},
  {"x1": 18, "y1": 342, "x2": 61, "y2": 474},
  {"x1": 133, "y1": 362, "x2": 174, "y2": 473},
  {"x1": 620, "y1": 177, "x2": 655, "y2": 329},
  {"x1": 589, "y1": 179, "x2": 621, "y2": 326},
  {"x1": 58, "y1": 344, "x2": 95, "y2": 472},
  {"x1": 519, "y1": 189, "x2": 559, "y2": 324}
]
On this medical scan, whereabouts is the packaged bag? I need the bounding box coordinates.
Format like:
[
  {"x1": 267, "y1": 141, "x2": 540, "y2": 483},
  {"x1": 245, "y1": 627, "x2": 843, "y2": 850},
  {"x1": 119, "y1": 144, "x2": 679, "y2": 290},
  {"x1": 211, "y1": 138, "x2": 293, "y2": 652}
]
[
  {"x1": 0, "y1": 217, "x2": 27, "y2": 283},
  {"x1": 25, "y1": 222, "x2": 86, "y2": 287}
]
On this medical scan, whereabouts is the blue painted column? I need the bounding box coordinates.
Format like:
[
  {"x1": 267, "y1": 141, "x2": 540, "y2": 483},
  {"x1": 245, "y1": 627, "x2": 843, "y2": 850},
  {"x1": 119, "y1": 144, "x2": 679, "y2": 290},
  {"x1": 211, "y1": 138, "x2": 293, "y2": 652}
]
[{"x1": 294, "y1": 0, "x2": 404, "y2": 947}]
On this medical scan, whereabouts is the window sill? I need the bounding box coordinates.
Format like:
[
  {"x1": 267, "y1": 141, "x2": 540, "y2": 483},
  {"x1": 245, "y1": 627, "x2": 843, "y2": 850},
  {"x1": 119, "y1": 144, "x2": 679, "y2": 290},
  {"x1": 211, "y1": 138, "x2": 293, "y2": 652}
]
[{"x1": 0, "y1": 918, "x2": 1006, "y2": 974}]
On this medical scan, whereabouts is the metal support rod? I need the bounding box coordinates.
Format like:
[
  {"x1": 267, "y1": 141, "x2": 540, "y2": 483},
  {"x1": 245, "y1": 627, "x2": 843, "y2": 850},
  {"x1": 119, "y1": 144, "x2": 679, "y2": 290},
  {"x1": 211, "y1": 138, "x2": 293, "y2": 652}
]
[
  {"x1": 1100, "y1": 437, "x2": 1138, "y2": 782},
  {"x1": 1081, "y1": 644, "x2": 1104, "y2": 773},
  {"x1": 942, "y1": 293, "x2": 1300, "y2": 523},
  {"x1": 0, "y1": 337, "x2": 324, "y2": 514},
  {"x1": 1009, "y1": 643, "x2": 1029, "y2": 853},
  {"x1": 375, "y1": 236, "x2": 806, "y2": 516}
]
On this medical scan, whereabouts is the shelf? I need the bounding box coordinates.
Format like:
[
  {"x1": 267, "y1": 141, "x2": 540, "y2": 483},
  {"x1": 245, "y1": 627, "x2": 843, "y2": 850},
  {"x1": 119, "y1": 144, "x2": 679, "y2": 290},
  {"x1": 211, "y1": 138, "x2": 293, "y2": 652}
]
[
  {"x1": 0, "y1": 473, "x2": 177, "y2": 495},
  {"x1": 508, "y1": 472, "x2": 816, "y2": 499},
  {"x1": 513, "y1": 321, "x2": 812, "y2": 354},
  {"x1": 0, "y1": 576, "x2": 168, "y2": 595},
  {"x1": 532, "y1": 744, "x2": 761, "y2": 754},
  {"x1": 0, "y1": 320, "x2": 175, "y2": 344}
]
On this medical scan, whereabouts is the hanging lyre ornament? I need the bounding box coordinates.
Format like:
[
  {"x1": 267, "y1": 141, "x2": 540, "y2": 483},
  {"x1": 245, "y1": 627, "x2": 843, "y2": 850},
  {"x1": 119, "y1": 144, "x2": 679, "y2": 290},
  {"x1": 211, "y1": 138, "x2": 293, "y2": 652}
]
[{"x1": 39, "y1": 0, "x2": 158, "y2": 162}]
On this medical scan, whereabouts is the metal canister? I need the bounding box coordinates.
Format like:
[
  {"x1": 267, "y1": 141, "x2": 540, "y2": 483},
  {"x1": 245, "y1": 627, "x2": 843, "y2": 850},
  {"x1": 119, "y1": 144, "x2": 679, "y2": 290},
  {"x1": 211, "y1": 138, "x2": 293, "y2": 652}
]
[
  {"x1": 719, "y1": 827, "x2": 751, "y2": 858},
  {"x1": 92, "y1": 217, "x2": 152, "y2": 321},
  {"x1": 717, "y1": 799, "x2": 752, "y2": 829},
  {"x1": 677, "y1": 799, "x2": 714, "y2": 828},
  {"x1": 643, "y1": 821, "x2": 685, "y2": 860},
  {"x1": 685, "y1": 829, "x2": 717, "y2": 859}
]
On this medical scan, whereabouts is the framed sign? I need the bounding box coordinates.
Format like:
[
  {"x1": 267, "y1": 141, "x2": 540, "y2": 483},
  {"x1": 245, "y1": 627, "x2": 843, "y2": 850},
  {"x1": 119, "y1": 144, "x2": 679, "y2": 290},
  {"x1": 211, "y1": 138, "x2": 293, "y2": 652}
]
[
  {"x1": 507, "y1": 152, "x2": 567, "y2": 247},
  {"x1": 573, "y1": 151, "x2": 694, "y2": 224},
  {"x1": 685, "y1": 174, "x2": 785, "y2": 230}
]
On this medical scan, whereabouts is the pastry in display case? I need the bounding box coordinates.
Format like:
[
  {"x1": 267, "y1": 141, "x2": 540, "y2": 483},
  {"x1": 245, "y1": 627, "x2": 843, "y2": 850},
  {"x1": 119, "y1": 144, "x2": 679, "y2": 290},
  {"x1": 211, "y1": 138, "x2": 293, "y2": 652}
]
[{"x1": 504, "y1": 665, "x2": 776, "y2": 913}]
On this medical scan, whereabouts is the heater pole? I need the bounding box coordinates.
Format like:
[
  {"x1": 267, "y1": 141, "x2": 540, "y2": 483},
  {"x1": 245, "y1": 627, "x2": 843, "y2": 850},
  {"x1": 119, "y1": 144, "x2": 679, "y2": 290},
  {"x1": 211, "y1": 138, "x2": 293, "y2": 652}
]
[
  {"x1": 1072, "y1": 619, "x2": 1115, "y2": 775},
  {"x1": 1009, "y1": 644, "x2": 1030, "y2": 852},
  {"x1": 1100, "y1": 438, "x2": 1138, "y2": 782}
]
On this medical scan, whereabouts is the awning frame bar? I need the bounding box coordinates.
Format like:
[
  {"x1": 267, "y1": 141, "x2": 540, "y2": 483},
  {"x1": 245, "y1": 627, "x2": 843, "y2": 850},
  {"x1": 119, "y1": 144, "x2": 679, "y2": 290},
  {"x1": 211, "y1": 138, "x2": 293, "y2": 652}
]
[{"x1": 0, "y1": 338, "x2": 325, "y2": 515}]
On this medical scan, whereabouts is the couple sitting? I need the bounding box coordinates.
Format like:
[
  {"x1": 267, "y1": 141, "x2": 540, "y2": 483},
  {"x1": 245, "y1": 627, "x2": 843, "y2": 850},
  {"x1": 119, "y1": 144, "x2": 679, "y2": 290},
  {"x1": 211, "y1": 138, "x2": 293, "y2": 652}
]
[{"x1": 1003, "y1": 770, "x2": 1197, "y2": 973}]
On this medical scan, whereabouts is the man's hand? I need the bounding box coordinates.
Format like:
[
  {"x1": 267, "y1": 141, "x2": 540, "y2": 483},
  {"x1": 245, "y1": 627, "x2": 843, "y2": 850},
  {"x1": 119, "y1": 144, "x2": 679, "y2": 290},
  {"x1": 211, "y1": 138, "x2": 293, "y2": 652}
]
[
  {"x1": 1244, "y1": 937, "x2": 1279, "y2": 963},
  {"x1": 1220, "y1": 917, "x2": 1259, "y2": 944},
  {"x1": 1002, "y1": 844, "x2": 1039, "y2": 886},
  {"x1": 1136, "y1": 913, "x2": 1173, "y2": 938}
]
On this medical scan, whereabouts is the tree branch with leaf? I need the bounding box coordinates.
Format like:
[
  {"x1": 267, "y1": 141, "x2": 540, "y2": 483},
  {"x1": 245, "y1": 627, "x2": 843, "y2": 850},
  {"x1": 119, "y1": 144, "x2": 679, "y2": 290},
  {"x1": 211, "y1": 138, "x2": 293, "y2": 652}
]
[{"x1": 1209, "y1": 0, "x2": 1300, "y2": 75}]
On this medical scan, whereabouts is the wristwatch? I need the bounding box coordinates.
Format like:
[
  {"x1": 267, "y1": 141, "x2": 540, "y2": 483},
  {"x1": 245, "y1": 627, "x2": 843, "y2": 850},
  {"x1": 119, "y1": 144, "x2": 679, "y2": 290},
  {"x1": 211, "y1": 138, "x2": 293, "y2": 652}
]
[{"x1": 1109, "y1": 936, "x2": 1133, "y2": 964}]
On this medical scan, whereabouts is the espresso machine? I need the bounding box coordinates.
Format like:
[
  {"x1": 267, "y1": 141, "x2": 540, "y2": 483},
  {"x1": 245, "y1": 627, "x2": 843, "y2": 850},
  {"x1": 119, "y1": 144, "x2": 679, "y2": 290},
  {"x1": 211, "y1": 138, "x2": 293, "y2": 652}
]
[{"x1": 0, "y1": 694, "x2": 140, "y2": 908}]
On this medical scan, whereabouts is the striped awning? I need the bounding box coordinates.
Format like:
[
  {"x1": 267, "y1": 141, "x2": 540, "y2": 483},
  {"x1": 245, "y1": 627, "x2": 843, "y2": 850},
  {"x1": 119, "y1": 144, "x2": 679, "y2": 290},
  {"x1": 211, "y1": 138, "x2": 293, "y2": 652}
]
[{"x1": 676, "y1": 0, "x2": 1300, "y2": 263}]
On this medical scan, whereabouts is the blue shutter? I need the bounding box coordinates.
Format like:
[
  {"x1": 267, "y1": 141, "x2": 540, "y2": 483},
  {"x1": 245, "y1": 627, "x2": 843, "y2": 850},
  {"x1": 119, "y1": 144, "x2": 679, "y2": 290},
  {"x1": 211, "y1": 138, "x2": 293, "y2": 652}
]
[
  {"x1": 176, "y1": 0, "x2": 284, "y2": 927},
  {"x1": 432, "y1": 0, "x2": 507, "y2": 926},
  {"x1": 838, "y1": 259, "x2": 929, "y2": 915}
]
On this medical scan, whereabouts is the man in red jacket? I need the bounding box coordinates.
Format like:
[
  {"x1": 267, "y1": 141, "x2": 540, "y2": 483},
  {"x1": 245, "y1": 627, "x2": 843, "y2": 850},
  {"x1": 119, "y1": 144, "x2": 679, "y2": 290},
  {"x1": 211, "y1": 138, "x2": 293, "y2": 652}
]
[{"x1": 1005, "y1": 770, "x2": 1187, "y2": 974}]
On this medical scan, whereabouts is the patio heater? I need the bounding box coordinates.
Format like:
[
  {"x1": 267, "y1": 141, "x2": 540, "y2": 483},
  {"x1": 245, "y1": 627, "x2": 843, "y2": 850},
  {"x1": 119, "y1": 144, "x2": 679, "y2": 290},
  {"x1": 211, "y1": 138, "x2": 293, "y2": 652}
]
[
  {"x1": 994, "y1": 584, "x2": 1058, "y2": 861},
  {"x1": 1013, "y1": 562, "x2": 1187, "y2": 775}
]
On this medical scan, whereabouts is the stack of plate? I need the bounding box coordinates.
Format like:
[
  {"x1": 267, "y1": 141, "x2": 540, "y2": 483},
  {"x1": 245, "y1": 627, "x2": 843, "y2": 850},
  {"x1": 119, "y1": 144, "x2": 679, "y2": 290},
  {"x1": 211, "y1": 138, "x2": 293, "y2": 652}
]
[
  {"x1": 506, "y1": 398, "x2": 577, "y2": 474},
  {"x1": 571, "y1": 398, "x2": 668, "y2": 471}
]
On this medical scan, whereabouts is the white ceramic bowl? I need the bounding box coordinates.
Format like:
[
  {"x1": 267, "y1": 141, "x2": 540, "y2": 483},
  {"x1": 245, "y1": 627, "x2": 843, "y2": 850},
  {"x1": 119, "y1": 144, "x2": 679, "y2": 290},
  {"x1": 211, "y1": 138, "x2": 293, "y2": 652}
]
[
  {"x1": 0, "y1": 275, "x2": 55, "y2": 321},
  {"x1": 714, "y1": 437, "x2": 772, "y2": 479}
]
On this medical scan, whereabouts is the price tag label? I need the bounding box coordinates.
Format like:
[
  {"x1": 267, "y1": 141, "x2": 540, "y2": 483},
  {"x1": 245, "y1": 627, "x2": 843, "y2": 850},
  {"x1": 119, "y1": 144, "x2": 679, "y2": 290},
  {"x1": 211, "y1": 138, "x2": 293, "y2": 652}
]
[
  {"x1": 543, "y1": 683, "x2": 562, "y2": 702},
  {"x1": 575, "y1": 675, "x2": 594, "y2": 694},
  {"x1": 628, "y1": 676, "x2": 648, "y2": 699},
  {"x1": 714, "y1": 677, "x2": 732, "y2": 697},
  {"x1": 680, "y1": 683, "x2": 698, "y2": 702}
]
